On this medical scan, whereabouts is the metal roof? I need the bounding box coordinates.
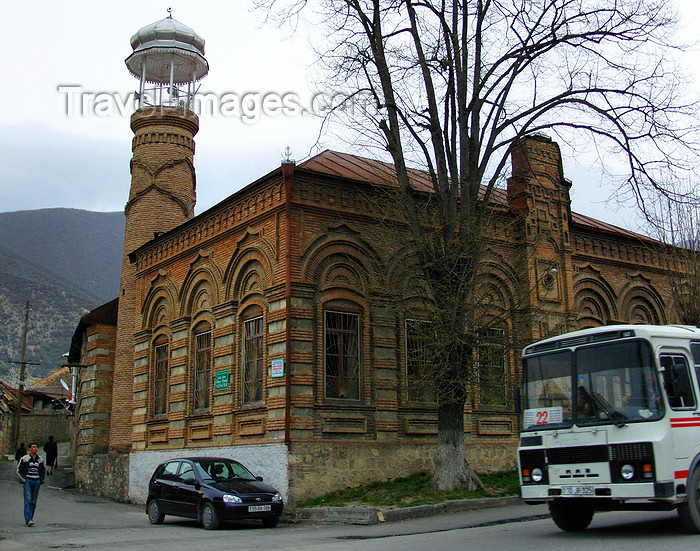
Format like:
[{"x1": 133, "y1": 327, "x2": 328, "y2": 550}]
[
  {"x1": 298, "y1": 150, "x2": 652, "y2": 242},
  {"x1": 125, "y1": 16, "x2": 208, "y2": 84},
  {"x1": 131, "y1": 149, "x2": 655, "y2": 262},
  {"x1": 299, "y1": 150, "x2": 435, "y2": 192}
]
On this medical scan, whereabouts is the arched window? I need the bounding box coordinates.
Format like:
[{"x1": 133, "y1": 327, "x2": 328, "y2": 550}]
[
  {"x1": 152, "y1": 334, "x2": 169, "y2": 417},
  {"x1": 243, "y1": 315, "x2": 264, "y2": 404},
  {"x1": 192, "y1": 323, "x2": 211, "y2": 412},
  {"x1": 475, "y1": 326, "x2": 511, "y2": 408},
  {"x1": 405, "y1": 319, "x2": 434, "y2": 403},
  {"x1": 324, "y1": 310, "x2": 360, "y2": 400}
]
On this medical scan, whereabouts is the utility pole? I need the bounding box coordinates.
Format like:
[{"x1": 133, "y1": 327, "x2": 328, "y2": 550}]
[{"x1": 11, "y1": 301, "x2": 40, "y2": 449}]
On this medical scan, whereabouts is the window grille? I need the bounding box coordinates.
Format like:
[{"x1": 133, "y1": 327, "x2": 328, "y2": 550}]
[
  {"x1": 192, "y1": 329, "x2": 211, "y2": 411},
  {"x1": 405, "y1": 319, "x2": 434, "y2": 402},
  {"x1": 324, "y1": 311, "x2": 360, "y2": 400},
  {"x1": 243, "y1": 316, "x2": 263, "y2": 403},
  {"x1": 153, "y1": 341, "x2": 168, "y2": 416},
  {"x1": 476, "y1": 327, "x2": 511, "y2": 407}
]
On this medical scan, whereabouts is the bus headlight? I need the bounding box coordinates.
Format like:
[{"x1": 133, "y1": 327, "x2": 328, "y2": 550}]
[
  {"x1": 531, "y1": 468, "x2": 544, "y2": 483},
  {"x1": 621, "y1": 464, "x2": 635, "y2": 480}
]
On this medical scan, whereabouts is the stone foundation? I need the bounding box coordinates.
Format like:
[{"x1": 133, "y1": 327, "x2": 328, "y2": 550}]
[
  {"x1": 75, "y1": 438, "x2": 517, "y2": 506},
  {"x1": 286, "y1": 437, "x2": 518, "y2": 505},
  {"x1": 75, "y1": 452, "x2": 130, "y2": 501},
  {"x1": 465, "y1": 438, "x2": 519, "y2": 473}
]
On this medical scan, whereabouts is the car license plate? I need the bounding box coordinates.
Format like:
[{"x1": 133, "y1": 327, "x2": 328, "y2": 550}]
[
  {"x1": 248, "y1": 505, "x2": 271, "y2": 513},
  {"x1": 561, "y1": 486, "x2": 594, "y2": 496}
]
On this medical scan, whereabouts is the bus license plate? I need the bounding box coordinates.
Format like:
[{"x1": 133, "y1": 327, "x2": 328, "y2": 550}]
[
  {"x1": 561, "y1": 486, "x2": 593, "y2": 496},
  {"x1": 248, "y1": 505, "x2": 271, "y2": 513}
]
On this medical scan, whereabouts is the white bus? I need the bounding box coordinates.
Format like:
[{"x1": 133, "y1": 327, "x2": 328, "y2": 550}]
[{"x1": 518, "y1": 325, "x2": 700, "y2": 532}]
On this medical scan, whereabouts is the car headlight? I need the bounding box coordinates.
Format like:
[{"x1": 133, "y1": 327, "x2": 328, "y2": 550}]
[
  {"x1": 531, "y1": 468, "x2": 544, "y2": 483},
  {"x1": 272, "y1": 492, "x2": 283, "y2": 503},
  {"x1": 223, "y1": 494, "x2": 242, "y2": 503},
  {"x1": 621, "y1": 464, "x2": 635, "y2": 481}
]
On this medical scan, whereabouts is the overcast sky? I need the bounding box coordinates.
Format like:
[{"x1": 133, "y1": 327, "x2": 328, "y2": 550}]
[{"x1": 1, "y1": 1, "x2": 698, "y2": 232}]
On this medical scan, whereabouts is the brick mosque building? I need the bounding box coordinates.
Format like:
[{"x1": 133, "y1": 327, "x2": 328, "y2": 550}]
[{"x1": 67, "y1": 16, "x2": 675, "y2": 505}]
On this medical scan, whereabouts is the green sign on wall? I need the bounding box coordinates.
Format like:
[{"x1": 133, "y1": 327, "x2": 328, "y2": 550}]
[{"x1": 214, "y1": 369, "x2": 229, "y2": 391}]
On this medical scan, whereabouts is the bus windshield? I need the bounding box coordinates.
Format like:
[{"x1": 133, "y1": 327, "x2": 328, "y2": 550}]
[{"x1": 522, "y1": 339, "x2": 663, "y2": 430}]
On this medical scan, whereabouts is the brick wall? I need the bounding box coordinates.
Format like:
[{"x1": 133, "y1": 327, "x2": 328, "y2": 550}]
[
  {"x1": 17, "y1": 411, "x2": 72, "y2": 448},
  {"x1": 110, "y1": 107, "x2": 199, "y2": 453},
  {"x1": 101, "y1": 134, "x2": 677, "y2": 504},
  {"x1": 75, "y1": 323, "x2": 116, "y2": 456}
]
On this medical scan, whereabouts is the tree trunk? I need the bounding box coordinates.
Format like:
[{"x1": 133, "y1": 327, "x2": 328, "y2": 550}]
[{"x1": 432, "y1": 401, "x2": 483, "y2": 491}]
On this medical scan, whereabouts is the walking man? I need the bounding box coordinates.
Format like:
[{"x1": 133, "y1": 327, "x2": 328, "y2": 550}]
[
  {"x1": 16, "y1": 442, "x2": 46, "y2": 526},
  {"x1": 15, "y1": 442, "x2": 26, "y2": 462},
  {"x1": 44, "y1": 436, "x2": 58, "y2": 475}
]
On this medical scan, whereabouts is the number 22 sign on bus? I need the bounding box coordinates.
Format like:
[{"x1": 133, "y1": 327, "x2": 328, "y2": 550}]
[{"x1": 523, "y1": 406, "x2": 563, "y2": 428}]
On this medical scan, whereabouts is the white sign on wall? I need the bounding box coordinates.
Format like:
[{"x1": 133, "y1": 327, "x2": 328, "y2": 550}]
[{"x1": 271, "y1": 358, "x2": 285, "y2": 378}]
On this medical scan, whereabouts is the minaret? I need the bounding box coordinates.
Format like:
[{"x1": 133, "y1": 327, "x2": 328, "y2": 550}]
[{"x1": 109, "y1": 13, "x2": 208, "y2": 452}]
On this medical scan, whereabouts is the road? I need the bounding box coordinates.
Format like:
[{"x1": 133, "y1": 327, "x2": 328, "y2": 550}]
[{"x1": 1, "y1": 460, "x2": 698, "y2": 550}]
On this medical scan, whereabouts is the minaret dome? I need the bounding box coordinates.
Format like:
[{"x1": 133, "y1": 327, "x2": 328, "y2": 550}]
[{"x1": 125, "y1": 11, "x2": 209, "y2": 110}]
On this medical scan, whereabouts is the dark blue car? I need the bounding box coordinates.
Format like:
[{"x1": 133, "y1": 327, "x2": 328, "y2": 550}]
[{"x1": 146, "y1": 457, "x2": 283, "y2": 529}]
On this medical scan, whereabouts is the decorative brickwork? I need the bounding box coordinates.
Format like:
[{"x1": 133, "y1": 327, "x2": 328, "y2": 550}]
[
  {"x1": 73, "y1": 133, "x2": 678, "y2": 506},
  {"x1": 74, "y1": 324, "x2": 116, "y2": 455},
  {"x1": 110, "y1": 107, "x2": 199, "y2": 453}
]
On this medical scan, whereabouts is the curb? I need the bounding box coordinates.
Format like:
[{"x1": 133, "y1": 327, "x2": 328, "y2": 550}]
[{"x1": 287, "y1": 495, "x2": 523, "y2": 525}]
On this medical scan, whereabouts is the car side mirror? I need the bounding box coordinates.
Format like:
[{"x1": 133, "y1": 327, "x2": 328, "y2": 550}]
[
  {"x1": 256, "y1": 476, "x2": 263, "y2": 482},
  {"x1": 183, "y1": 478, "x2": 197, "y2": 486}
]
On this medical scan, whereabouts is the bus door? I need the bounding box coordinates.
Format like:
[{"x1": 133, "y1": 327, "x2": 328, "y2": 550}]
[{"x1": 658, "y1": 350, "x2": 699, "y2": 463}]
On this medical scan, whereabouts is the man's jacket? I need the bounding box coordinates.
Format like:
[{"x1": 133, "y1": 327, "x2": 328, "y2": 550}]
[{"x1": 16, "y1": 454, "x2": 46, "y2": 483}]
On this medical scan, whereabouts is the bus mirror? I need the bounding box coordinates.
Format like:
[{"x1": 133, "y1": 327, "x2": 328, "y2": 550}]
[{"x1": 514, "y1": 387, "x2": 522, "y2": 413}]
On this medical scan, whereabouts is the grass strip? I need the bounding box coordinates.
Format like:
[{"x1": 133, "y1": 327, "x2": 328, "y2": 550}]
[{"x1": 298, "y1": 470, "x2": 519, "y2": 509}]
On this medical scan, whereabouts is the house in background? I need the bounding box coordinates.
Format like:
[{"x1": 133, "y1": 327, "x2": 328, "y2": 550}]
[
  {"x1": 26, "y1": 368, "x2": 74, "y2": 444},
  {"x1": 66, "y1": 15, "x2": 674, "y2": 505},
  {"x1": 0, "y1": 376, "x2": 72, "y2": 458},
  {"x1": 0, "y1": 381, "x2": 30, "y2": 457}
]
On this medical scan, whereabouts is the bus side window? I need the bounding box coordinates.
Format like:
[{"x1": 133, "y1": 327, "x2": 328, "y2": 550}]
[
  {"x1": 661, "y1": 354, "x2": 696, "y2": 409},
  {"x1": 691, "y1": 343, "x2": 700, "y2": 395}
]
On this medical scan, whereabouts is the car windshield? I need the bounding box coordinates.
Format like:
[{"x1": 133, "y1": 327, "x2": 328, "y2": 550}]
[
  {"x1": 522, "y1": 338, "x2": 663, "y2": 430},
  {"x1": 193, "y1": 459, "x2": 257, "y2": 482}
]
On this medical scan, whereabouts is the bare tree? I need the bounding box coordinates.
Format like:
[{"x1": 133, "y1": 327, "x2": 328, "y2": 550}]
[
  {"x1": 647, "y1": 193, "x2": 700, "y2": 326},
  {"x1": 257, "y1": 0, "x2": 699, "y2": 490}
]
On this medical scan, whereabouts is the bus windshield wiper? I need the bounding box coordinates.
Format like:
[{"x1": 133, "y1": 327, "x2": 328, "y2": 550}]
[{"x1": 592, "y1": 392, "x2": 627, "y2": 427}]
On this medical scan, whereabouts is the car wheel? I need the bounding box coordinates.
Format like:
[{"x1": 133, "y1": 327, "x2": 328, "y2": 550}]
[
  {"x1": 548, "y1": 499, "x2": 594, "y2": 532},
  {"x1": 147, "y1": 499, "x2": 164, "y2": 525},
  {"x1": 201, "y1": 502, "x2": 220, "y2": 530},
  {"x1": 262, "y1": 515, "x2": 279, "y2": 528},
  {"x1": 678, "y1": 467, "x2": 700, "y2": 534}
]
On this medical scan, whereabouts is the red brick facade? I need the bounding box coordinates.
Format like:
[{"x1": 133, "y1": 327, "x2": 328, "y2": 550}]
[
  {"x1": 110, "y1": 108, "x2": 199, "y2": 452},
  {"x1": 71, "y1": 112, "x2": 674, "y2": 504}
]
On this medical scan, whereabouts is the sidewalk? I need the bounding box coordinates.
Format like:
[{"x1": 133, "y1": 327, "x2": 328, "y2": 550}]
[
  {"x1": 6, "y1": 443, "x2": 548, "y2": 528},
  {"x1": 289, "y1": 495, "x2": 549, "y2": 526}
]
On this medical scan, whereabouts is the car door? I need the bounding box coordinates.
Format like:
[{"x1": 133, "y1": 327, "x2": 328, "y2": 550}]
[
  {"x1": 172, "y1": 461, "x2": 201, "y2": 518},
  {"x1": 154, "y1": 461, "x2": 181, "y2": 514}
]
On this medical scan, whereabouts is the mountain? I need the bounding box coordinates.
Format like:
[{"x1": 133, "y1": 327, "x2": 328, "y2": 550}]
[
  {"x1": 0, "y1": 208, "x2": 124, "y2": 302},
  {"x1": 0, "y1": 209, "x2": 124, "y2": 381}
]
